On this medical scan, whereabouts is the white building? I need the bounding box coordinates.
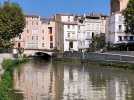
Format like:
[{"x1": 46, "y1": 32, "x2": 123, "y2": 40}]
[
  {"x1": 55, "y1": 14, "x2": 78, "y2": 51},
  {"x1": 106, "y1": 0, "x2": 134, "y2": 50},
  {"x1": 77, "y1": 14, "x2": 108, "y2": 51}
]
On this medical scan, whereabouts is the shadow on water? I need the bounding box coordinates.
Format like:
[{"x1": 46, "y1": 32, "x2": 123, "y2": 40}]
[{"x1": 31, "y1": 57, "x2": 51, "y2": 69}]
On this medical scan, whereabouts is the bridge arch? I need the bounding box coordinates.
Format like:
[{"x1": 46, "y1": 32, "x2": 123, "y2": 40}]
[
  {"x1": 23, "y1": 49, "x2": 54, "y2": 58},
  {"x1": 34, "y1": 52, "x2": 51, "y2": 60}
]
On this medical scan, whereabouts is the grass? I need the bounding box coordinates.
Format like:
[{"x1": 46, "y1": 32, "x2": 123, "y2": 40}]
[{"x1": 0, "y1": 58, "x2": 28, "y2": 100}]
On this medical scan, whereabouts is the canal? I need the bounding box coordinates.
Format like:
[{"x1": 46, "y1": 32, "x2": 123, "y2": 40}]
[{"x1": 13, "y1": 59, "x2": 134, "y2": 100}]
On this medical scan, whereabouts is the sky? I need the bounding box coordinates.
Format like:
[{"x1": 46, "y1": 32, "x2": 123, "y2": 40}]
[{"x1": 0, "y1": 0, "x2": 110, "y2": 17}]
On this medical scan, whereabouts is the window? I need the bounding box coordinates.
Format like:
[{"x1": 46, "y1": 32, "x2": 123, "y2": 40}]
[
  {"x1": 67, "y1": 25, "x2": 70, "y2": 29},
  {"x1": 69, "y1": 41, "x2": 73, "y2": 49},
  {"x1": 130, "y1": 36, "x2": 133, "y2": 41},
  {"x1": 36, "y1": 36, "x2": 38, "y2": 40},
  {"x1": 50, "y1": 36, "x2": 53, "y2": 41},
  {"x1": 118, "y1": 36, "x2": 122, "y2": 41},
  {"x1": 42, "y1": 43, "x2": 45, "y2": 47},
  {"x1": 79, "y1": 19, "x2": 83, "y2": 23},
  {"x1": 68, "y1": 16, "x2": 70, "y2": 22},
  {"x1": 18, "y1": 43, "x2": 21, "y2": 48},
  {"x1": 48, "y1": 27, "x2": 52, "y2": 34},
  {"x1": 119, "y1": 25, "x2": 122, "y2": 31},
  {"x1": 42, "y1": 37, "x2": 44, "y2": 40},
  {"x1": 32, "y1": 21, "x2": 34, "y2": 25},
  {"x1": 42, "y1": 30, "x2": 44, "y2": 33},
  {"x1": 92, "y1": 32, "x2": 95, "y2": 38},
  {"x1": 68, "y1": 33, "x2": 70, "y2": 37},
  {"x1": 72, "y1": 32, "x2": 75, "y2": 34},
  {"x1": 50, "y1": 43, "x2": 53, "y2": 48},
  {"x1": 19, "y1": 35, "x2": 21, "y2": 39},
  {"x1": 78, "y1": 26, "x2": 80, "y2": 30},
  {"x1": 32, "y1": 36, "x2": 34, "y2": 40},
  {"x1": 36, "y1": 22, "x2": 38, "y2": 25},
  {"x1": 124, "y1": 36, "x2": 128, "y2": 41}
]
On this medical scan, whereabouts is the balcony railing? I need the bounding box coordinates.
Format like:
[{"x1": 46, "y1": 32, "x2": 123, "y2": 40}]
[{"x1": 65, "y1": 36, "x2": 77, "y2": 41}]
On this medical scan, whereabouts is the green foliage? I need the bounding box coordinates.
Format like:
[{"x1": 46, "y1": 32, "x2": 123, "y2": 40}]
[
  {"x1": 90, "y1": 33, "x2": 106, "y2": 51},
  {"x1": 0, "y1": 2, "x2": 25, "y2": 48},
  {"x1": 0, "y1": 59, "x2": 28, "y2": 100},
  {"x1": 123, "y1": 0, "x2": 134, "y2": 34}
]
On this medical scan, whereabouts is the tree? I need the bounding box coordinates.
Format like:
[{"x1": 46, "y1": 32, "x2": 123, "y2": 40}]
[
  {"x1": 90, "y1": 33, "x2": 106, "y2": 52},
  {"x1": 0, "y1": 2, "x2": 25, "y2": 48},
  {"x1": 123, "y1": 0, "x2": 134, "y2": 34}
]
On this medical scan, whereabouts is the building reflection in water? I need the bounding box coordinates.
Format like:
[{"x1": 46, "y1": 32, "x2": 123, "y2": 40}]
[
  {"x1": 14, "y1": 60, "x2": 58, "y2": 100},
  {"x1": 13, "y1": 60, "x2": 134, "y2": 100}
]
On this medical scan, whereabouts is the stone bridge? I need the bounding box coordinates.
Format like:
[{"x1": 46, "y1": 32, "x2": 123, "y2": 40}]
[{"x1": 23, "y1": 49, "x2": 55, "y2": 57}]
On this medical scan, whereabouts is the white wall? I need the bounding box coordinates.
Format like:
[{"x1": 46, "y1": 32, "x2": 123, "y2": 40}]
[
  {"x1": 107, "y1": 13, "x2": 134, "y2": 44},
  {"x1": 61, "y1": 15, "x2": 78, "y2": 51}
]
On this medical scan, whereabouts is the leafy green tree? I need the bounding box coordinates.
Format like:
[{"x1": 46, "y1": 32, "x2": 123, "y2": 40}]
[
  {"x1": 90, "y1": 33, "x2": 106, "y2": 51},
  {"x1": 123, "y1": 0, "x2": 134, "y2": 34},
  {"x1": 0, "y1": 2, "x2": 25, "y2": 48}
]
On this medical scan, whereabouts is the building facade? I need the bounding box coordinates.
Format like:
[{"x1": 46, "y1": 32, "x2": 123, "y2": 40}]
[
  {"x1": 55, "y1": 14, "x2": 78, "y2": 52},
  {"x1": 15, "y1": 13, "x2": 108, "y2": 52},
  {"x1": 107, "y1": 0, "x2": 134, "y2": 50},
  {"x1": 77, "y1": 13, "x2": 108, "y2": 51},
  {"x1": 14, "y1": 15, "x2": 56, "y2": 50}
]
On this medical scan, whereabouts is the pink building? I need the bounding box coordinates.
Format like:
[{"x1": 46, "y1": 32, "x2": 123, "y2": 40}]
[{"x1": 14, "y1": 15, "x2": 56, "y2": 50}]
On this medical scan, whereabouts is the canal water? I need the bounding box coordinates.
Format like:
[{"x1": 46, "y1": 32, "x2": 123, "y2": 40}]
[{"x1": 13, "y1": 59, "x2": 134, "y2": 100}]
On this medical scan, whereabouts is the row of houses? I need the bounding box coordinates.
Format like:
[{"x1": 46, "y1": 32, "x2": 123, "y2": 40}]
[
  {"x1": 14, "y1": 13, "x2": 108, "y2": 52},
  {"x1": 15, "y1": 0, "x2": 133, "y2": 52}
]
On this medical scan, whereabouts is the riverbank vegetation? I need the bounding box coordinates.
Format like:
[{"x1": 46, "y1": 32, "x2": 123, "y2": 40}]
[{"x1": 0, "y1": 59, "x2": 28, "y2": 100}]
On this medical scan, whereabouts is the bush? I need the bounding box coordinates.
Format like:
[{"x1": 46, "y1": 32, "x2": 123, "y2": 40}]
[{"x1": 0, "y1": 59, "x2": 28, "y2": 100}]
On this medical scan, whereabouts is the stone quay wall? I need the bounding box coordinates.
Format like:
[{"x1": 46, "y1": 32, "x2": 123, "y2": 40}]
[{"x1": 62, "y1": 52, "x2": 134, "y2": 63}]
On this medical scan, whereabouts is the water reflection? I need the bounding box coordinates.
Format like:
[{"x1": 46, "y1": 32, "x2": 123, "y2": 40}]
[{"x1": 14, "y1": 60, "x2": 134, "y2": 100}]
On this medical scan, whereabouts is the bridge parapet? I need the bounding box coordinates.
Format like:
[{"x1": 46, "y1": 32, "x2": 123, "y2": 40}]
[{"x1": 23, "y1": 49, "x2": 55, "y2": 56}]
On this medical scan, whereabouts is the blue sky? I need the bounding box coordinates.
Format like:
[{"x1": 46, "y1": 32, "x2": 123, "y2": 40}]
[{"x1": 0, "y1": 0, "x2": 110, "y2": 17}]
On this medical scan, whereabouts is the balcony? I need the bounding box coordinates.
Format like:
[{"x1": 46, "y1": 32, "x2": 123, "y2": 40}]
[
  {"x1": 65, "y1": 36, "x2": 77, "y2": 41},
  {"x1": 78, "y1": 45, "x2": 89, "y2": 49},
  {"x1": 85, "y1": 36, "x2": 91, "y2": 40}
]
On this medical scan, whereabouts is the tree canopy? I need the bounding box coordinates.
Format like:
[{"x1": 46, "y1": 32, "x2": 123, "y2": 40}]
[
  {"x1": 90, "y1": 33, "x2": 106, "y2": 52},
  {"x1": 123, "y1": 0, "x2": 134, "y2": 34},
  {"x1": 0, "y1": 2, "x2": 25, "y2": 48}
]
